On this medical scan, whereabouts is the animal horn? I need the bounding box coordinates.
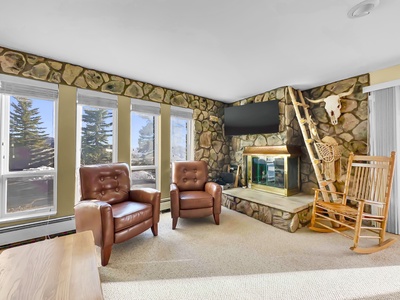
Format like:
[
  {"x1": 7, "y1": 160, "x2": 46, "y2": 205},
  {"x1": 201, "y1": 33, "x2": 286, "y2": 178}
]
[
  {"x1": 339, "y1": 83, "x2": 356, "y2": 98},
  {"x1": 305, "y1": 97, "x2": 325, "y2": 104}
]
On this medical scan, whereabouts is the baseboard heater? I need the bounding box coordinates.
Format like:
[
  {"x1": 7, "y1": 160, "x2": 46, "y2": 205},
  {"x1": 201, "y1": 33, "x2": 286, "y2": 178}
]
[
  {"x1": 0, "y1": 216, "x2": 76, "y2": 246},
  {"x1": 161, "y1": 197, "x2": 171, "y2": 211}
]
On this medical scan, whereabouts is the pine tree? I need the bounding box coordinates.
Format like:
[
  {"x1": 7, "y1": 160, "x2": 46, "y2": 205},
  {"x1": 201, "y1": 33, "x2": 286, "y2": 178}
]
[
  {"x1": 136, "y1": 118, "x2": 155, "y2": 165},
  {"x1": 9, "y1": 97, "x2": 53, "y2": 170},
  {"x1": 171, "y1": 118, "x2": 188, "y2": 161},
  {"x1": 81, "y1": 108, "x2": 113, "y2": 165}
]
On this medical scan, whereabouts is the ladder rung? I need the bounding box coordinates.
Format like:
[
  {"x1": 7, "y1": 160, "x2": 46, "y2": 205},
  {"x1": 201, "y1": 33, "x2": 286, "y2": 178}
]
[
  {"x1": 294, "y1": 102, "x2": 309, "y2": 108},
  {"x1": 319, "y1": 180, "x2": 335, "y2": 187},
  {"x1": 306, "y1": 139, "x2": 313, "y2": 144},
  {"x1": 313, "y1": 159, "x2": 321, "y2": 165}
]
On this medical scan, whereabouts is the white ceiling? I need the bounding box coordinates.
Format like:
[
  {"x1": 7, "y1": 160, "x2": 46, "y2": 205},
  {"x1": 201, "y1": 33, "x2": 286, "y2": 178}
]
[{"x1": 0, "y1": 0, "x2": 399, "y2": 103}]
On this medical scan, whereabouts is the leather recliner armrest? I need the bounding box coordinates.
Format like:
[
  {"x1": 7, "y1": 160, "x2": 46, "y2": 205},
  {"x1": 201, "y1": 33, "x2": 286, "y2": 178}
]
[
  {"x1": 130, "y1": 188, "x2": 161, "y2": 223},
  {"x1": 205, "y1": 182, "x2": 222, "y2": 214},
  {"x1": 74, "y1": 200, "x2": 114, "y2": 248}
]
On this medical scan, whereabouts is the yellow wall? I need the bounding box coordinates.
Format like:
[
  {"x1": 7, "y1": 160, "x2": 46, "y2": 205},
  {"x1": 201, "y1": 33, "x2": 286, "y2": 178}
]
[
  {"x1": 117, "y1": 95, "x2": 131, "y2": 164},
  {"x1": 56, "y1": 85, "x2": 77, "y2": 217},
  {"x1": 369, "y1": 64, "x2": 400, "y2": 85},
  {"x1": 160, "y1": 104, "x2": 171, "y2": 200}
]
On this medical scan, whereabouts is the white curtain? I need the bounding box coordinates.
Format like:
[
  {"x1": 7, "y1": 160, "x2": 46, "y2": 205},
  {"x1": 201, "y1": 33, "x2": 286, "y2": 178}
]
[{"x1": 369, "y1": 86, "x2": 400, "y2": 234}]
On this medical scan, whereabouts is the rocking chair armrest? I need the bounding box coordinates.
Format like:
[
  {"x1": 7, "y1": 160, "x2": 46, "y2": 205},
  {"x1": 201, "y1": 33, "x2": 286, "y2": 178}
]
[
  {"x1": 313, "y1": 188, "x2": 347, "y2": 204},
  {"x1": 313, "y1": 188, "x2": 345, "y2": 196},
  {"x1": 347, "y1": 197, "x2": 386, "y2": 207}
]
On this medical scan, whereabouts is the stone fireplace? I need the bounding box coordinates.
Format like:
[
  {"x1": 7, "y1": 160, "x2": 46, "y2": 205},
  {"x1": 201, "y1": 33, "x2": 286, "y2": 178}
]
[
  {"x1": 222, "y1": 145, "x2": 313, "y2": 233},
  {"x1": 243, "y1": 145, "x2": 302, "y2": 196}
]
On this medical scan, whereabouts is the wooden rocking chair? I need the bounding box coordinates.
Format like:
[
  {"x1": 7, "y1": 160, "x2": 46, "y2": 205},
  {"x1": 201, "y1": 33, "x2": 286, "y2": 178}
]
[{"x1": 309, "y1": 151, "x2": 396, "y2": 253}]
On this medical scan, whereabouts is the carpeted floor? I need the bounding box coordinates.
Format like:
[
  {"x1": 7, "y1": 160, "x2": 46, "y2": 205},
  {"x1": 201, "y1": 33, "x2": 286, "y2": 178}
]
[{"x1": 100, "y1": 207, "x2": 400, "y2": 300}]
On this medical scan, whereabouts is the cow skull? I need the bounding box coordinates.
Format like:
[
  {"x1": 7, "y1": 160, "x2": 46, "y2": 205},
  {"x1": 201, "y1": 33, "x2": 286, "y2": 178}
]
[{"x1": 306, "y1": 84, "x2": 355, "y2": 125}]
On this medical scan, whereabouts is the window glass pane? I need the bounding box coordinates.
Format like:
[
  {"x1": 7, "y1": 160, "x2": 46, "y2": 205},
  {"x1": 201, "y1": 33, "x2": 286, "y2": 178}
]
[
  {"x1": 131, "y1": 112, "x2": 155, "y2": 166},
  {"x1": 6, "y1": 176, "x2": 54, "y2": 213},
  {"x1": 171, "y1": 117, "x2": 188, "y2": 162},
  {"x1": 131, "y1": 169, "x2": 156, "y2": 189},
  {"x1": 9, "y1": 96, "x2": 55, "y2": 171},
  {"x1": 80, "y1": 106, "x2": 114, "y2": 165}
]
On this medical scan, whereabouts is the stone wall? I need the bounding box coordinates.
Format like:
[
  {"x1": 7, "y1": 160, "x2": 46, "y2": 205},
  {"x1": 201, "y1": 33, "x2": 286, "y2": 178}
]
[
  {"x1": 227, "y1": 86, "x2": 302, "y2": 186},
  {"x1": 226, "y1": 74, "x2": 369, "y2": 194},
  {"x1": 222, "y1": 193, "x2": 312, "y2": 233},
  {"x1": 0, "y1": 46, "x2": 229, "y2": 178},
  {"x1": 301, "y1": 74, "x2": 370, "y2": 193},
  {"x1": 0, "y1": 46, "x2": 370, "y2": 186},
  {"x1": 193, "y1": 103, "x2": 229, "y2": 178}
]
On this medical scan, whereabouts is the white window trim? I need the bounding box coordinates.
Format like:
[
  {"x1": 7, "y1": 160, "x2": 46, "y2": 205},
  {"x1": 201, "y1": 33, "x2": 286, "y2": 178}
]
[
  {"x1": 0, "y1": 75, "x2": 58, "y2": 223},
  {"x1": 130, "y1": 99, "x2": 160, "y2": 190},
  {"x1": 363, "y1": 79, "x2": 400, "y2": 93},
  {"x1": 0, "y1": 74, "x2": 59, "y2": 97}
]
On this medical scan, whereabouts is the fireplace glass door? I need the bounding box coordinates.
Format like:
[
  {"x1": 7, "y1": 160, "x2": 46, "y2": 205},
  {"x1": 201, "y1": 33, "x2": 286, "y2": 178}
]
[
  {"x1": 251, "y1": 157, "x2": 284, "y2": 189},
  {"x1": 247, "y1": 154, "x2": 300, "y2": 196}
]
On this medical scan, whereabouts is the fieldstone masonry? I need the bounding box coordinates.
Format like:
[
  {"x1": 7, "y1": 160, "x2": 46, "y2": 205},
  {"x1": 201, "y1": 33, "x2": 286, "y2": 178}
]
[
  {"x1": 302, "y1": 74, "x2": 369, "y2": 194},
  {"x1": 228, "y1": 75, "x2": 369, "y2": 194},
  {"x1": 0, "y1": 46, "x2": 370, "y2": 196},
  {"x1": 222, "y1": 193, "x2": 313, "y2": 233},
  {"x1": 0, "y1": 46, "x2": 229, "y2": 179},
  {"x1": 228, "y1": 86, "x2": 303, "y2": 186}
]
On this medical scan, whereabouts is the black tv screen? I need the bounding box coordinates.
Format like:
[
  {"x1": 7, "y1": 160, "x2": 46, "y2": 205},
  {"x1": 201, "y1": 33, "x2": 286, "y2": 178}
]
[{"x1": 224, "y1": 100, "x2": 280, "y2": 136}]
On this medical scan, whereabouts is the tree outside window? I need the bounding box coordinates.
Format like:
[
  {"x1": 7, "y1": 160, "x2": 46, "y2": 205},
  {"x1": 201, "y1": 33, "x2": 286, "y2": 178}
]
[
  {"x1": 80, "y1": 107, "x2": 113, "y2": 165},
  {"x1": 171, "y1": 117, "x2": 188, "y2": 162},
  {"x1": 132, "y1": 116, "x2": 155, "y2": 166},
  {"x1": 131, "y1": 112, "x2": 157, "y2": 189},
  {"x1": 9, "y1": 97, "x2": 54, "y2": 171},
  {"x1": 5, "y1": 95, "x2": 55, "y2": 215}
]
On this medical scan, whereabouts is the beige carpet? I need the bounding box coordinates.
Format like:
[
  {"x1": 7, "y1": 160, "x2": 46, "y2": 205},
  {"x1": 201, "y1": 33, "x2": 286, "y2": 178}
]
[{"x1": 100, "y1": 207, "x2": 400, "y2": 300}]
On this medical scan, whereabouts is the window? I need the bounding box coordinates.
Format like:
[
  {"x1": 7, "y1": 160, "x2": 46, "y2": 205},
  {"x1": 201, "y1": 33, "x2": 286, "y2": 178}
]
[
  {"x1": 367, "y1": 84, "x2": 400, "y2": 234},
  {"x1": 76, "y1": 89, "x2": 118, "y2": 166},
  {"x1": 0, "y1": 75, "x2": 58, "y2": 222},
  {"x1": 171, "y1": 106, "x2": 193, "y2": 162},
  {"x1": 76, "y1": 89, "x2": 118, "y2": 202},
  {"x1": 131, "y1": 99, "x2": 160, "y2": 189}
]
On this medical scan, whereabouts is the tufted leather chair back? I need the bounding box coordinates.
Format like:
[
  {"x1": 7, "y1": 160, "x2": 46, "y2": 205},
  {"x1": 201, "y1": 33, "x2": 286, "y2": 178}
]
[
  {"x1": 80, "y1": 163, "x2": 130, "y2": 205},
  {"x1": 172, "y1": 161, "x2": 208, "y2": 192}
]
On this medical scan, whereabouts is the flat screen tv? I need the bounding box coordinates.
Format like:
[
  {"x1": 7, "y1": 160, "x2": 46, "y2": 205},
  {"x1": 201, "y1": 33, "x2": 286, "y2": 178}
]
[{"x1": 224, "y1": 100, "x2": 280, "y2": 136}]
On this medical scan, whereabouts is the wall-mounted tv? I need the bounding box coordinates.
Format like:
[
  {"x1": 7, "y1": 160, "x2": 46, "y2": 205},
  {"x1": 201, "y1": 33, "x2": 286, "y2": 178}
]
[{"x1": 224, "y1": 100, "x2": 280, "y2": 136}]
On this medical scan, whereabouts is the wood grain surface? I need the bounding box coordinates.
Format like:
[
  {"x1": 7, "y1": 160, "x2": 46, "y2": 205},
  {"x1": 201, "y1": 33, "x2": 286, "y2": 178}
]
[{"x1": 0, "y1": 230, "x2": 103, "y2": 300}]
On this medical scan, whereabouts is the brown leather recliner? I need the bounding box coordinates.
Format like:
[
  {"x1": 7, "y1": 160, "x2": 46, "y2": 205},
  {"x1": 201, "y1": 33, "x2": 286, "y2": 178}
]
[
  {"x1": 74, "y1": 163, "x2": 160, "y2": 266},
  {"x1": 170, "y1": 160, "x2": 222, "y2": 229}
]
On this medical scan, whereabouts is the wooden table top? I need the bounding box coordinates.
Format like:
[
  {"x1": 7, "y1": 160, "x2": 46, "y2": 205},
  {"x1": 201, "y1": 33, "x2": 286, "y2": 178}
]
[{"x1": 0, "y1": 230, "x2": 103, "y2": 300}]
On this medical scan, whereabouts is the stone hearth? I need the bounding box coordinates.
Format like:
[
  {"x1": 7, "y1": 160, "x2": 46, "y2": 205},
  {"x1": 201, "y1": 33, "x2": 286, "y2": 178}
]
[{"x1": 222, "y1": 188, "x2": 313, "y2": 232}]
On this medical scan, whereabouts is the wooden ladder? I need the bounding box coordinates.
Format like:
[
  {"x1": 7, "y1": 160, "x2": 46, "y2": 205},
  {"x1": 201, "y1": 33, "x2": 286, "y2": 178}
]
[{"x1": 287, "y1": 86, "x2": 337, "y2": 202}]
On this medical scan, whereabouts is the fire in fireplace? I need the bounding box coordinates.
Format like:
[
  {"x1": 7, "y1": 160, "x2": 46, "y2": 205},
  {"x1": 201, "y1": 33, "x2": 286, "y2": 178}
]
[{"x1": 244, "y1": 146, "x2": 302, "y2": 196}]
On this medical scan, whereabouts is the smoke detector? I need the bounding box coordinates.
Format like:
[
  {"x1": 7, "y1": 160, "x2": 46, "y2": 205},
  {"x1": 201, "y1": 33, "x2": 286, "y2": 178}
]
[{"x1": 348, "y1": 0, "x2": 380, "y2": 18}]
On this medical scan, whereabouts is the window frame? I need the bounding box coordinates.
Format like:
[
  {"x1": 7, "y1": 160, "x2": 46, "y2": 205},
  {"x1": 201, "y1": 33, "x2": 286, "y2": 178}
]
[
  {"x1": 0, "y1": 75, "x2": 58, "y2": 223},
  {"x1": 130, "y1": 99, "x2": 160, "y2": 190},
  {"x1": 170, "y1": 106, "x2": 194, "y2": 162}
]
